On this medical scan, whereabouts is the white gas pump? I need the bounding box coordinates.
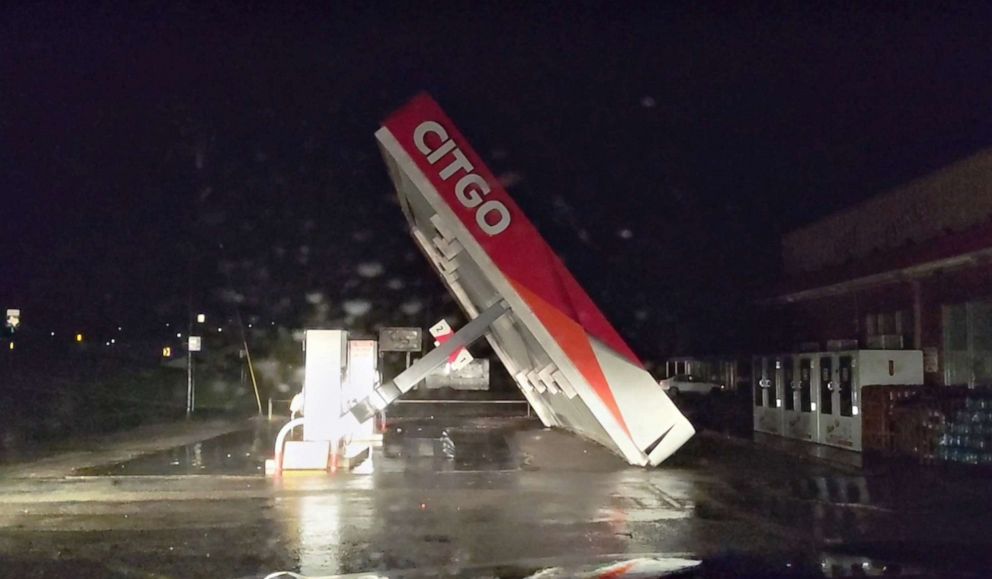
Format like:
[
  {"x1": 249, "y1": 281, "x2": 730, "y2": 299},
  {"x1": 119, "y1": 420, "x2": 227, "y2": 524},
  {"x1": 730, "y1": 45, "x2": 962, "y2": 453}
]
[{"x1": 268, "y1": 330, "x2": 382, "y2": 474}]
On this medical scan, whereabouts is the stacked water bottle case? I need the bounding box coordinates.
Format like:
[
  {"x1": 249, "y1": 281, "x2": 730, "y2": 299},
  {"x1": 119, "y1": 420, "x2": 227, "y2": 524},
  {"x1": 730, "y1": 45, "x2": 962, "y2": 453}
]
[
  {"x1": 937, "y1": 396, "x2": 992, "y2": 465},
  {"x1": 863, "y1": 385, "x2": 991, "y2": 466}
]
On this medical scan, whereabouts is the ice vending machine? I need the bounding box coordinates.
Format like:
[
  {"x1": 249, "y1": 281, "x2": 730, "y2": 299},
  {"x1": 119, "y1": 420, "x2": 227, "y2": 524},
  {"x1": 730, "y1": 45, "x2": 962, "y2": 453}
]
[
  {"x1": 783, "y1": 354, "x2": 819, "y2": 442},
  {"x1": 752, "y1": 355, "x2": 785, "y2": 435},
  {"x1": 816, "y1": 349, "x2": 923, "y2": 451}
]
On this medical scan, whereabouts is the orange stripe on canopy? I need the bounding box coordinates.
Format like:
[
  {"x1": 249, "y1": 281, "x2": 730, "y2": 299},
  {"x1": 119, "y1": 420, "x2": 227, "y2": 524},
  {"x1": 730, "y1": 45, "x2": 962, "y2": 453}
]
[{"x1": 510, "y1": 278, "x2": 630, "y2": 436}]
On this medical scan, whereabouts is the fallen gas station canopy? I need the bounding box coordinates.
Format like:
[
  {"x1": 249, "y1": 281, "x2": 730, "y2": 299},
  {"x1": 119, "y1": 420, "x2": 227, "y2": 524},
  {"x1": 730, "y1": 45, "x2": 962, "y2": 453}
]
[{"x1": 375, "y1": 94, "x2": 694, "y2": 466}]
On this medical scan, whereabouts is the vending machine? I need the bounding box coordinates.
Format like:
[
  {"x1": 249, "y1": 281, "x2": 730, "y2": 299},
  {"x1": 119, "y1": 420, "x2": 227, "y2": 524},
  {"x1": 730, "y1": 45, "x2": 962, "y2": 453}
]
[
  {"x1": 816, "y1": 349, "x2": 923, "y2": 451},
  {"x1": 752, "y1": 355, "x2": 784, "y2": 435},
  {"x1": 783, "y1": 354, "x2": 819, "y2": 443}
]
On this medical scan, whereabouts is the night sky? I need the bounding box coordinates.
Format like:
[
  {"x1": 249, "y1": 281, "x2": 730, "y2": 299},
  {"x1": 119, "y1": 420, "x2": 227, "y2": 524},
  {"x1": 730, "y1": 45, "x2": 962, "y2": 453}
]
[{"x1": 3, "y1": 2, "x2": 992, "y2": 359}]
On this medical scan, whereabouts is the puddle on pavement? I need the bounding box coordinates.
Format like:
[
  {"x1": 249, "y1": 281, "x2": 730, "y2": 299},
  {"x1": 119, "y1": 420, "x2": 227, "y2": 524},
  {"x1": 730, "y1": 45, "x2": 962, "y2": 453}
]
[
  {"x1": 693, "y1": 501, "x2": 736, "y2": 522},
  {"x1": 76, "y1": 423, "x2": 278, "y2": 476},
  {"x1": 382, "y1": 424, "x2": 518, "y2": 471},
  {"x1": 764, "y1": 475, "x2": 874, "y2": 506},
  {"x1": 75, "y1": 420, "x2": 517, "y2": 476}
]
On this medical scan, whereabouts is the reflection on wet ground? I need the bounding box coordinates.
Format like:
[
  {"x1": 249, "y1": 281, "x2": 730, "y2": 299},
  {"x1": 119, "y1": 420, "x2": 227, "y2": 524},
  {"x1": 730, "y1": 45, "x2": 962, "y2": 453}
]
[
  {"x1": 5, "y1": 416, "x2": 992, "y2": 577},
  {"x1": 381, "y1": 419, "x2": 519, "y2": 472},
  {"x1": 75, "y1": 422, "x2": 280, "y2": 476},
  {"x1": 76, "y1": 417, "x2": 522, "y2": 476}
]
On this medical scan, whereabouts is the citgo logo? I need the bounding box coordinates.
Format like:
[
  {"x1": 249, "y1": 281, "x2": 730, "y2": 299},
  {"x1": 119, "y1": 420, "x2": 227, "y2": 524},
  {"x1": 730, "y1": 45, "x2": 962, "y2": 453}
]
[{"x1": 413, "y1": 120, "x2": 511, "y2": 236}]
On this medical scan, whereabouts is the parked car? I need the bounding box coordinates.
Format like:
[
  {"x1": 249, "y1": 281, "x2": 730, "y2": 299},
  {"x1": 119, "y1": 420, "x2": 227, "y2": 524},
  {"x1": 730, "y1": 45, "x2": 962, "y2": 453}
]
[{"x1": 659, "y1": 374, "x2": 726, "y2": 396}]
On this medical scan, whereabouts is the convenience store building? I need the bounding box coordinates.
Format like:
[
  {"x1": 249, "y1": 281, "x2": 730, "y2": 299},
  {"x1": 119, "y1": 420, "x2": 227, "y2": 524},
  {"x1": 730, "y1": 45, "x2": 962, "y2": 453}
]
[{"x1": 765, "y1": 148, "x2": 992, "y2": 389}]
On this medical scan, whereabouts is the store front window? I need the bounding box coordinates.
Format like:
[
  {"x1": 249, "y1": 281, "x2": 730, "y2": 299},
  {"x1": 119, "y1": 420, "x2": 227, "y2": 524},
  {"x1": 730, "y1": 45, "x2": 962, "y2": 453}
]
[{"x1": 943, "y1": 300, "x2": 992, "y2": 387}]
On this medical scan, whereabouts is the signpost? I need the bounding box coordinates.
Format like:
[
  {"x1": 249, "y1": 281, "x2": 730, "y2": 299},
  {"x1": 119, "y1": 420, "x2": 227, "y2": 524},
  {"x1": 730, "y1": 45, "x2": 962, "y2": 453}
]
[
  {"x1": 187, "y1": 336, "x2": 202, "y2": 417},
  {"x1": 378, "y1": 327, "x2": 422, "y2": 352},
  {"x1": 3, "y1": 310, "x2": 20, "y2": 366},
  {"x1": 378, "y1": 327, "x2": 423, "y2": 370},
  {"x1": 3, "y1": 309, "x2": 19, "y2": 346},
  {"x1": 5, "y1": 309, "x2": 20, "y2": 331}
]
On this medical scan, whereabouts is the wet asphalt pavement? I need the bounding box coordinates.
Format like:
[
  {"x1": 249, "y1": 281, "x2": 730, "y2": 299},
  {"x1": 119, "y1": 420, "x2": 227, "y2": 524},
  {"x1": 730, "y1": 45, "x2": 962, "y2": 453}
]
[
  {"x1": 75, "y1": 427, "x2": 274, "y2": 476},
  {"x1": 1, "y1": 416, "x2": 992, "y2": 578}
]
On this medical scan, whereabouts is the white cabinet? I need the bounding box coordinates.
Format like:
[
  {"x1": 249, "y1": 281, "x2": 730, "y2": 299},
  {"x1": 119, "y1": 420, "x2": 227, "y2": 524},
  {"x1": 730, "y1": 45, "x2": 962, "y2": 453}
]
[{"x1": 757, "y1": 349, "x2": 923, "y2": 452}]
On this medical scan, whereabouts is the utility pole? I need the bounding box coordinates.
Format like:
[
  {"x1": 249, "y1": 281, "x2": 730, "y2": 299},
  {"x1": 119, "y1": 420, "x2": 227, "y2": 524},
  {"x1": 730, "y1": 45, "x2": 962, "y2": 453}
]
[
  {"x1": 186, "y1": 225, "x2": 195, "y2": 419},
  {"x1": 186, "y1": 310, "x2": 194, "y2": 418},
  {"x1": 235, "y1": 307, "x2": 263, "y2": 416}
]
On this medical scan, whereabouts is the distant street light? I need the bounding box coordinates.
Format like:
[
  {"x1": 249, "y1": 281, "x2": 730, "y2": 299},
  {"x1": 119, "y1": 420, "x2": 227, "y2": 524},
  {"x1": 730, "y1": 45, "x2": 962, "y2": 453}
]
[
  {"x1": 197, "y1": 313, "x2": 206, "y2": 323},
  {"x1": 76, "y1": 333, "x2": 84, "y2": 343}
]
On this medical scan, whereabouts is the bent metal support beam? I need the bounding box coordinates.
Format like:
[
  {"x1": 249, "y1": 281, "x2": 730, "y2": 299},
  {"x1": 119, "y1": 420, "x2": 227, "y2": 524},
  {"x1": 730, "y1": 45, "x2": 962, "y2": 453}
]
[{"x1": 348, "y1": 300, "x2": 509, "y2": 423}]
